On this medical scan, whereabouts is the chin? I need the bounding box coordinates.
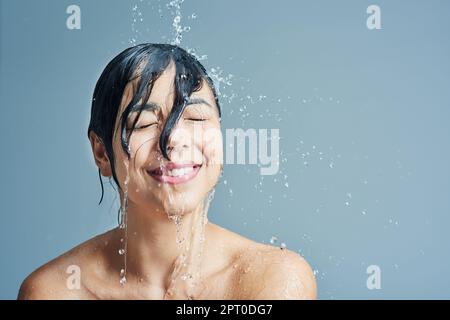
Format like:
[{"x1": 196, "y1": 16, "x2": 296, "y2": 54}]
[{"x1": 160, "y1": 190, "x2": 207, "y2": 217}]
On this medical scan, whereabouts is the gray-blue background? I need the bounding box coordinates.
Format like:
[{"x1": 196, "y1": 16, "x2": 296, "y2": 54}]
[{"x1": 1, "y1": 0, "x2": 449, "y2": 299}]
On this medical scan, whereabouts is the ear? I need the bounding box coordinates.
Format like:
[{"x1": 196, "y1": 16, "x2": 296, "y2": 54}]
[{"x1": 89, "y1": 131, "x2": 112, "y2": 177}]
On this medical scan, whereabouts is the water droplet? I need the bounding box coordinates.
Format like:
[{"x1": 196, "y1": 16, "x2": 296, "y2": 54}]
[{"x1": 181, "y1": 273, "x2": 193, "y2": 281}]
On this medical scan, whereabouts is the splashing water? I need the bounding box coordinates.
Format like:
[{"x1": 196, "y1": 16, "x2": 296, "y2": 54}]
[
  {"x1": 127, "y1": 0, "x2": 194, "y2": 47},
  {"x1": 129, "y1": 1, "x2": 145, "y2": 45},
  {"x1": 201, "y1": 189, "x2": 215, "y2": 242},
  {"x1": 186, "y1": 47, "x2": 208, "y2": 61},
  {"x1": 120, "y1": 0, "x2": 351, "y2": 295},
  {"x1": 170, "y1": 214, "x2": 185, "y2": 247},
  {"x1": 209, "y1": 66, "x2": 234, "y2": 98},
  {"x1": 118, "y1": 160, "x2": 130, "y2": 286},
  {"x1": 167, "y1": 0, "x2": 189, "y2": 45},
  {"x1": 163, "y1": 188, "x2": 216, "y2": 299}
]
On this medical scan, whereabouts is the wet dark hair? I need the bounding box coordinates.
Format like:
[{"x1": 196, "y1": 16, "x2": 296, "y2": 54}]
[{"x1": 87, "y1": 43, "x2": 221, "y2": 205}]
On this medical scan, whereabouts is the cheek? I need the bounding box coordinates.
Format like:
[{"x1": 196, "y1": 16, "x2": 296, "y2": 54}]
[
  {"x1": 199, "y1": 126, "x2": 223, "y2": 187},
  {"x1": 201, "y1": 127, "x2": 223, "y2": 166},
  {"x1": 129, "y1": 132, "x2": 160, "y2": 170},
  {"x1": 110, "y1": 135, "x2": 129, "y2": 180}
]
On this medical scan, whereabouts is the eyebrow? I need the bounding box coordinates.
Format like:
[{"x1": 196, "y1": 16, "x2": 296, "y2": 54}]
[
  {"x1": 129, "y1": 102, "x2": 160, "y2": 113},
  {"x1": 130, "y1": 98, "x2": 212, "y2": 113},
  {"x1": 185, "y1": 98, "x2": 212, "y2": 108}
]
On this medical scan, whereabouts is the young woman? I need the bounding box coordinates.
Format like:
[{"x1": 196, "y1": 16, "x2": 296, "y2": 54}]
[{"x1": 18, "y1": 44, "x2": 316, "y2": 300}]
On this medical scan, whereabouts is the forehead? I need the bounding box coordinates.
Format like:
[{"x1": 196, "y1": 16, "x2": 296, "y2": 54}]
[{"x1": 118, "y1": 62, "x2": 217, "y2": 116}]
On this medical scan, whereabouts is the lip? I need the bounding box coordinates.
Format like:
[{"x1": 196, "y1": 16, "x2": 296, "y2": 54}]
[{"x1": 147, "y1": 162, "x2": 202, "y2": 185}]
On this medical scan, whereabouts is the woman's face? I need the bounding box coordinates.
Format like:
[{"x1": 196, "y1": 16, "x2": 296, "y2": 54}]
[{"x1": 111, "y1": 62, "x2": 223, "y2": 217}]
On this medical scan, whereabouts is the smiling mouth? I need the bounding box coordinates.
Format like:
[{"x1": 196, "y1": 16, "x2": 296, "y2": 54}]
[{"x1": 147, "y1": 162, "x2": 202, "y2": 184}]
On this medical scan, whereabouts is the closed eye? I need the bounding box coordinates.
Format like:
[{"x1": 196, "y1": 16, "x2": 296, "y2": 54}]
[
  {"x1": 185, "y1": 118, "x2": 207, "y2": 122},
  {"x1": 126, "y1": 123, "x2": 158, "y2": 131}
]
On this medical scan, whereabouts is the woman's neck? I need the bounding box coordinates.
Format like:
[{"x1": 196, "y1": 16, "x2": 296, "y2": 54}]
[{"x1": 115, "y1": 198, "x2": 210, "y2": 294}]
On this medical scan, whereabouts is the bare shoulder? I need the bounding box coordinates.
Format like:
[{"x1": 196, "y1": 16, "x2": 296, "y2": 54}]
[
  {"x1": 259, "y1": 245, "x2": 317, "y2": 299},
  {"x1": 231, "y1": 240, "x2": 317, "y2": 300},
  {"x1": 18, "y1": 260, "x2": 77, "y2": 300},
  {"x1": 18, "y1": 230, "x2": 115, "y2": 300}
]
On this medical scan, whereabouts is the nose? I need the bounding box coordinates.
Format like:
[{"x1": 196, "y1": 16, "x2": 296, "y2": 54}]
[{"x1": 165, "y1": 125, "x2": 190, "y2": 157}]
